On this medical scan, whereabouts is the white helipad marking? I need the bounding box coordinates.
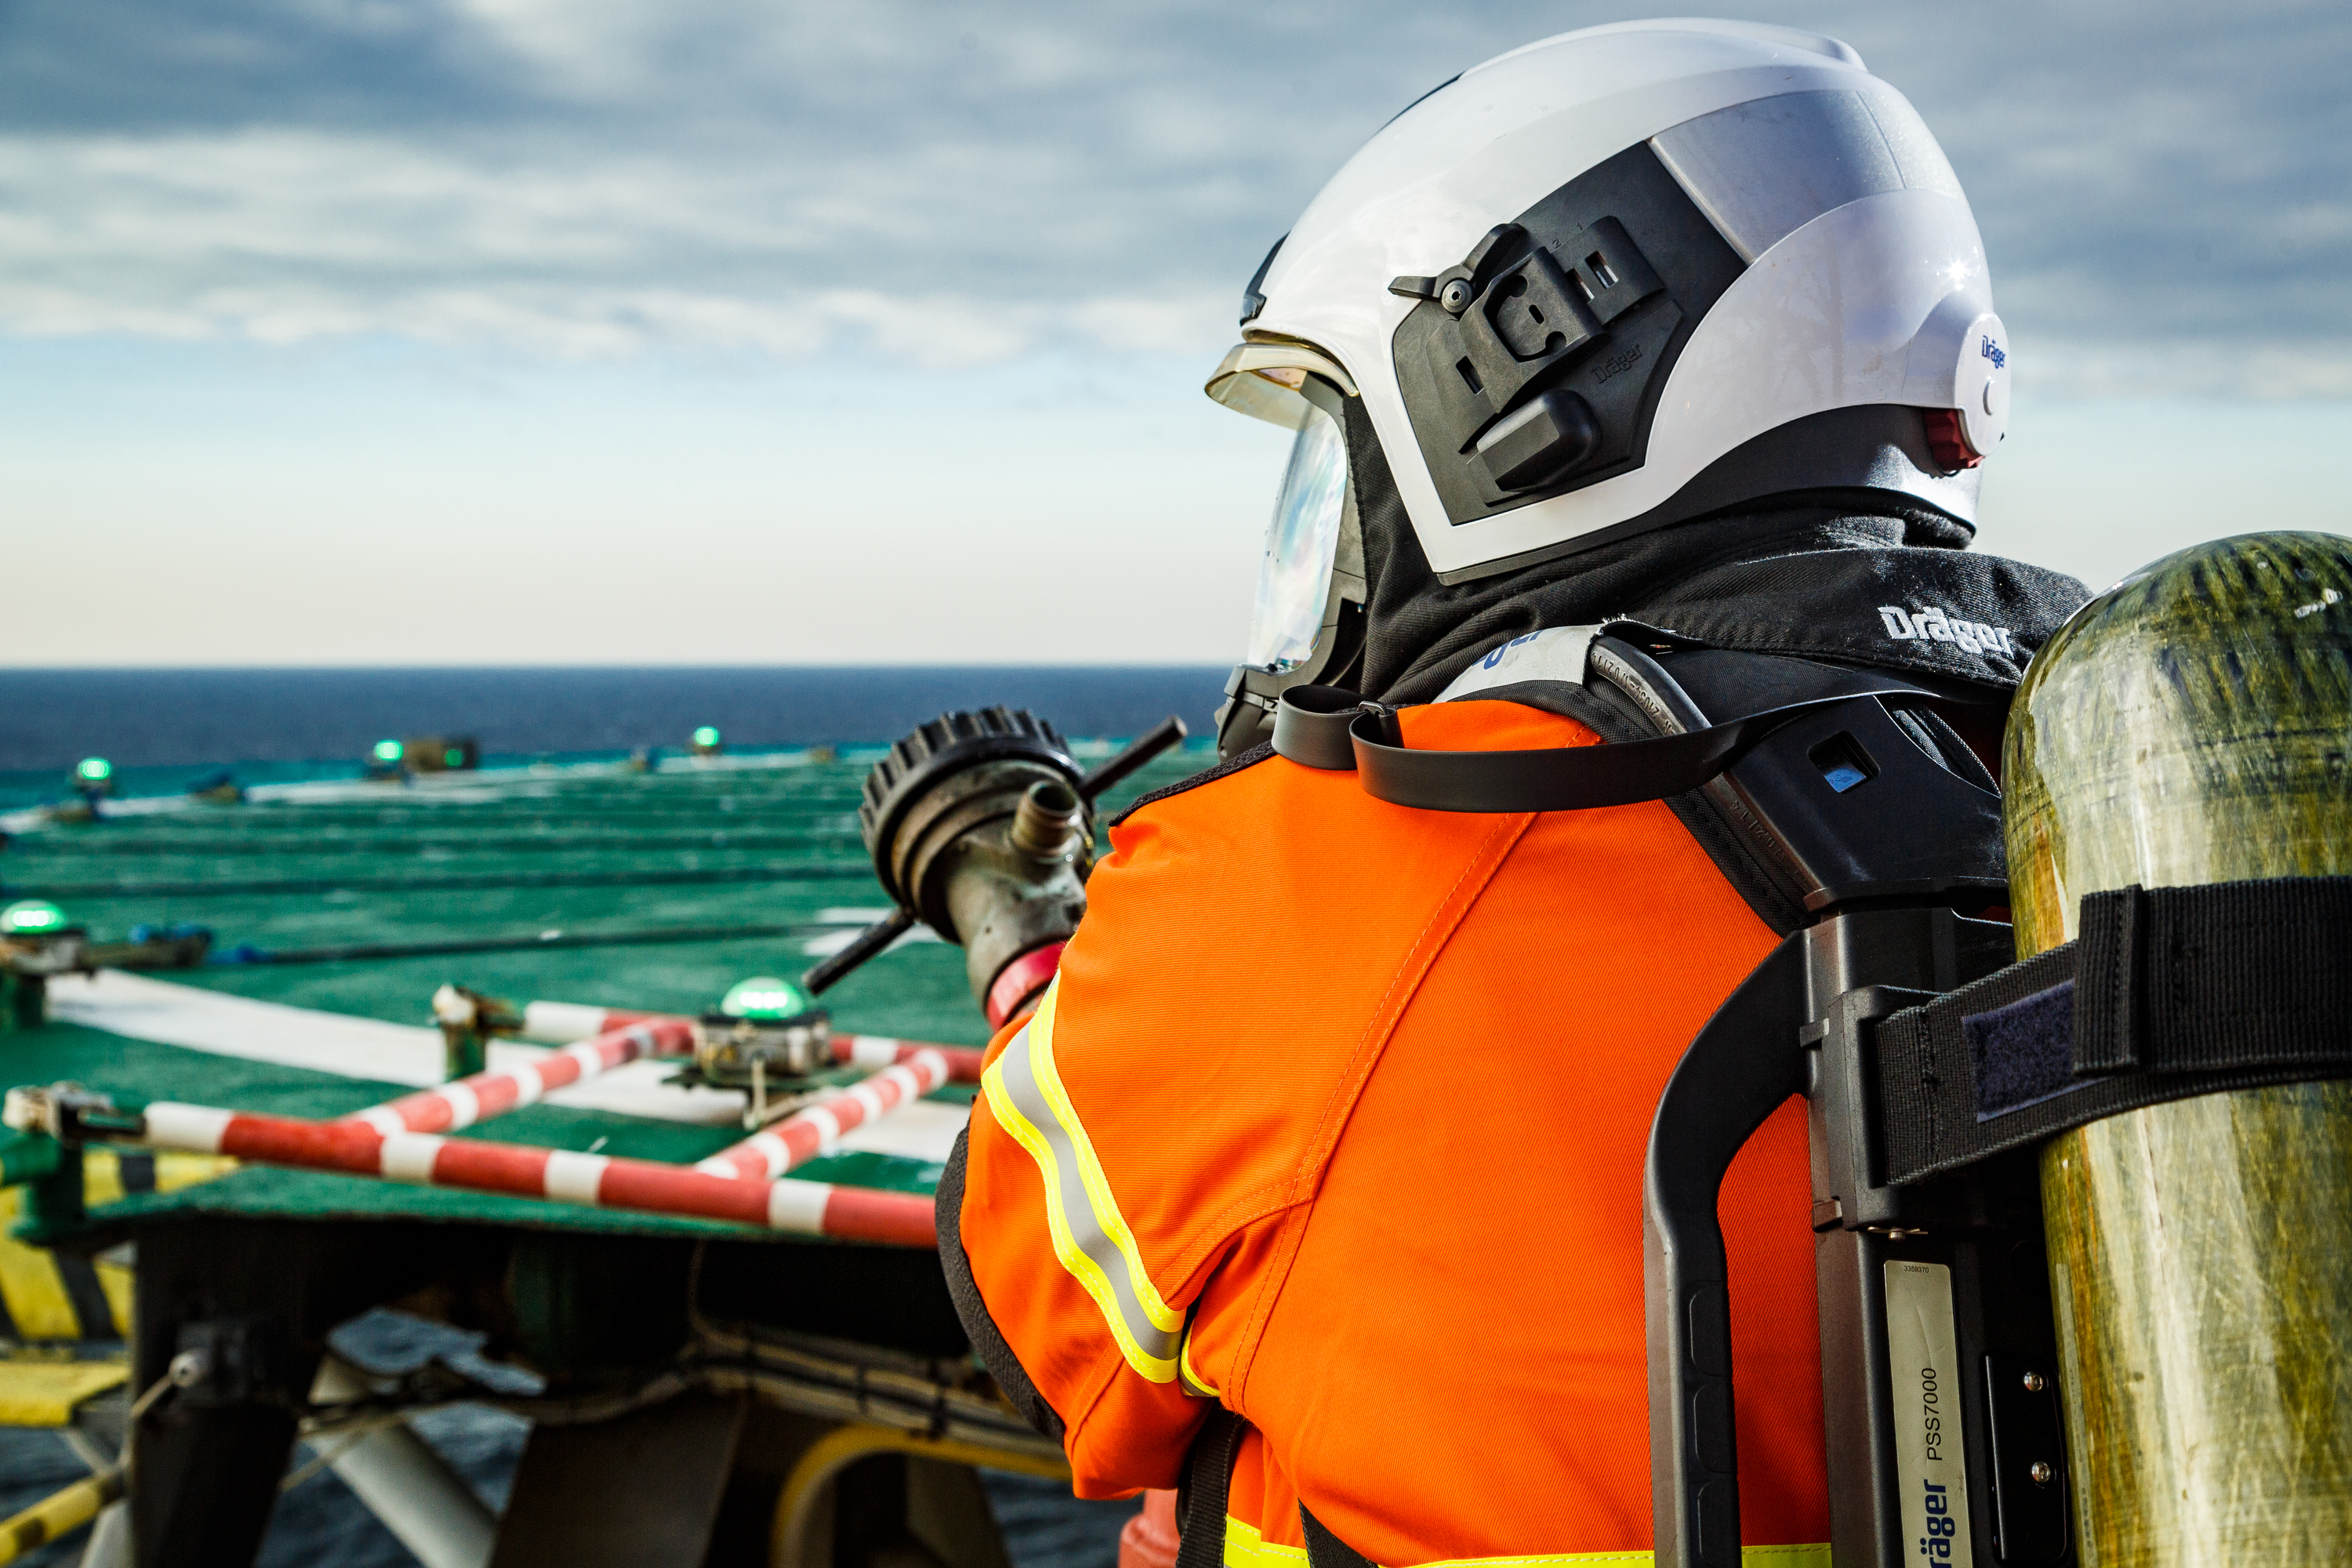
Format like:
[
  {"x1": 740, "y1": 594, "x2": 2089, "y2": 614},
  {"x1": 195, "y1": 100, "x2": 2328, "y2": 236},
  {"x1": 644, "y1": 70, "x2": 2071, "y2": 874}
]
[
  {"x1": 48, "y1": 971, "x2": 446, "y2": 1085},
  {"x1": 829, "y1": 1099, "x2": 967, "y2": 1164},
  {"x1": 797, "y1": 925, "x2": 940, "y2": 958},
  {"x1": 544, "y1": 1060, "x2": 747, "y2": 1126},
  {"x1": 43, "y1": 971, "x2": 751, "y2": 1126}
]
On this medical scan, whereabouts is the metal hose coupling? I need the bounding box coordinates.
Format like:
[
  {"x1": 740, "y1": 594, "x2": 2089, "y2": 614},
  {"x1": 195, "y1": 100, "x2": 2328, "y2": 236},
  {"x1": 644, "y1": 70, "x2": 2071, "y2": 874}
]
[
  {"x1": 853, "y1": 708, "x2": 1094, "y2": 1025},
  {"x1": 800, "y1": 711, "x2": 1187, "y2": 1022},
  {"x1": 1010, "y1": 779, "x2": 1083, "y2": 861}
]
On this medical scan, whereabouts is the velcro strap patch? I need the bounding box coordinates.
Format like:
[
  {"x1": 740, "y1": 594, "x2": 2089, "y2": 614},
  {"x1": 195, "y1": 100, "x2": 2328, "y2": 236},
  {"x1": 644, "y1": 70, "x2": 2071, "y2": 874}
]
[{"x1": 1875, "y1": 874, "x2": 2352, "y2": 1184}]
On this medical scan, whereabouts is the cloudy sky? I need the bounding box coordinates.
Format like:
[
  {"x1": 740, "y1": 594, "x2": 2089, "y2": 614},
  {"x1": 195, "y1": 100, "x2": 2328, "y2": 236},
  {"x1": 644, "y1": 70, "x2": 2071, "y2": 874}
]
[{"x1": 2, "y1": 0, "x2": 2347, "y2": 665}]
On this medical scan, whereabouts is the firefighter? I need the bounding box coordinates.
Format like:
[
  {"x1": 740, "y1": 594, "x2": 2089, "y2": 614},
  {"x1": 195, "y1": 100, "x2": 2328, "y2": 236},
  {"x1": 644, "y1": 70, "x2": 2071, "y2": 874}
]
[{"x1": 941, "y1": 21, "x2": 2088, "y2": 1566}]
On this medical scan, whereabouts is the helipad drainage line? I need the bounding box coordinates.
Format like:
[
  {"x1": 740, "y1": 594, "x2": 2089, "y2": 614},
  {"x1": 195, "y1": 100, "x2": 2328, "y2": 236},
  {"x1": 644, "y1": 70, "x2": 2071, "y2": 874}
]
[
  {"x1": 125, "y1": 1102, "x2": 935, "y2": 1247},
  {"x1": 339, "y1": 1019, "x2": 698, "y2": 1136},
  {"x1": 514, "y1": 999, "x2": 985, "y2": 1083},
  {"x1": 695, "y1": 1050, "x2": 949, "y2": 1181}
]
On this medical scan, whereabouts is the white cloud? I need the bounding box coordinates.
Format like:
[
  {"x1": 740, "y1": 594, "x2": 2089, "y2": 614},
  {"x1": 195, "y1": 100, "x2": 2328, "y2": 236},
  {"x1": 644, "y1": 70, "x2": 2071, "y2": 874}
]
[
  {"x1": 0, "y1": 129, "x2": 1232, "y2": 362},
  {"x1": 0, "y1": 0, "x2": 2342, "y2": 391}
]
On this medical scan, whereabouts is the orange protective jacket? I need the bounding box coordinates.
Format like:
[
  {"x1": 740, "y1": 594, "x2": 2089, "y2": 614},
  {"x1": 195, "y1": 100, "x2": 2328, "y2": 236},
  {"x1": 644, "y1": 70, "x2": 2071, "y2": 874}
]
[{"x1": 942, "y1": 698, "x2": 1829, "y2": 1566}]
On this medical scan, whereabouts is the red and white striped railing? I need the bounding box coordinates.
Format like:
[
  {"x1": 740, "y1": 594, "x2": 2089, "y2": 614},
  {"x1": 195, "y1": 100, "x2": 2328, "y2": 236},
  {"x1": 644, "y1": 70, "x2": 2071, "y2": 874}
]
[
  {"x1": 513, "y1": 1000, "x2": 666, "y2": 1044},
  {"x1": 830, "y1": 1033, "x2": 984, "y2": 1084},
  {"x1": 696, "y1": 1050, "x2": 949, "y2": 1181},
  {"x1": 134, "y1": 1101, "x2": 934, "y2": 1247},
  {"x1": 348, "y1": 1018, "x2": 697, "y2": 1134},
  {"x1": 505, "y1": 996, "x2": 985, "y2": 1083}
]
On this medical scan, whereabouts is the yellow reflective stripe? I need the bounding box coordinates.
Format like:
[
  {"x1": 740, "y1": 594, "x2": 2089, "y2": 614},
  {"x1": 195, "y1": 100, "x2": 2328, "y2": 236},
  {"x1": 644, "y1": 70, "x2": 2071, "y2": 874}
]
[
  {"x1": 1178, "y1": 1323, "x2": 1221, "y2": 1399},
  {"x1": 981, "y1": 980, "x2": 1178, "y2": 1381},
  {"x1": 1225, "y1": 1516, "x2": 1308, "y2": 1568},
  {"x1": 1025, "y1": 982, "x2": 1185, "y2": 1337},
  {"x1": 1221, "y1": 1516, "x2": 1830, "y2": 1568}
]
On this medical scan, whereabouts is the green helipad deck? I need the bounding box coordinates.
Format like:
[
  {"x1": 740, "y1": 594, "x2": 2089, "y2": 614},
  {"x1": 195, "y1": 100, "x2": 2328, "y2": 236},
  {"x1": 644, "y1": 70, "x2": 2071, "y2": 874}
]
[{"x1": 0, "y1": 742, "x2": 1197, "y2": 1285}]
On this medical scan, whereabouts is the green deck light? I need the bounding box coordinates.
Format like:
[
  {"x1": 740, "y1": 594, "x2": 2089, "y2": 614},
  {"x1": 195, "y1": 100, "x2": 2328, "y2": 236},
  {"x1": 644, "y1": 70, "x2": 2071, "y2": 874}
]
[
  {"x1": 693, "y1": 726, "x2": 721, "y2": 749},
  {"x1": 445, "y1": 747, "x2": 465, "y2": 768},
  {"x1": 74, "y1": 758, "x2": 111, "y2": 784},
  {"x1": 2, "y1": 900, "x2": 68, "y2": 935},
  {"x1": 373, "y1": 740, "x2": 404, "y2": 764},
  {"x1": 719, "y1": 976, "x2": 811, "y2": 1021}
]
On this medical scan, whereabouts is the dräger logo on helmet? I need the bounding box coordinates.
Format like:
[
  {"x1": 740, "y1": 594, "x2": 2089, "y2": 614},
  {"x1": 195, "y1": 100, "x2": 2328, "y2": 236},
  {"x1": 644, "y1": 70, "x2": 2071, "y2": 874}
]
[{"x1": 1879, "y1": 605, "x2": 2016, "y2": 657}]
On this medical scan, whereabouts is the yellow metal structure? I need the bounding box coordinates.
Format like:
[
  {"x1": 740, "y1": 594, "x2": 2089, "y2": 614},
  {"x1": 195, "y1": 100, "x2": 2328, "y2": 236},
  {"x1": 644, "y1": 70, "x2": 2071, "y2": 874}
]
[
  {"x1": 0, "y1": 1466, "x2": 121, "y2": 1564},
  {"x1": 770, "y1": 1422, "x2": 1069, "y2": 1568},
  {"x1": 0, "y1": 1149, "x2": 235, "y2": 1343},
  {"x1": 2004, "y1": 532, "x2": 2352, "y2": 1564},
  {"x1": 0, "y1": 1356, "x2": 126, "y2": 1426}
]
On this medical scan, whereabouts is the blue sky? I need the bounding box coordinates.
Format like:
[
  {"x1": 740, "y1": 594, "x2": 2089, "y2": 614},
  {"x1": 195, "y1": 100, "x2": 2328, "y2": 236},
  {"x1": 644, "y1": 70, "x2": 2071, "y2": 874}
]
[{"x1": 2, "y1": 0, "x2": 2346, "y2": 665}]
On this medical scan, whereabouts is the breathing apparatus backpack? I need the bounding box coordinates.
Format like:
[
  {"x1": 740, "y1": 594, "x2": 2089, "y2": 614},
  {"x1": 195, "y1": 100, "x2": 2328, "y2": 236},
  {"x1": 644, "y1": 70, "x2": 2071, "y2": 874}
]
[{"x1": 1264, "y1": 532, "x2": 2352, "y2": 1568}]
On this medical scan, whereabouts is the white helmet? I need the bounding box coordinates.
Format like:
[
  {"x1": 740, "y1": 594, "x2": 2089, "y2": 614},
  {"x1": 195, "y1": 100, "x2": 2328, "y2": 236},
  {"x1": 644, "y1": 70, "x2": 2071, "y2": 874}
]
[{"x1": 1207, "y1": 19, "x2": 2012, "y2": 751}]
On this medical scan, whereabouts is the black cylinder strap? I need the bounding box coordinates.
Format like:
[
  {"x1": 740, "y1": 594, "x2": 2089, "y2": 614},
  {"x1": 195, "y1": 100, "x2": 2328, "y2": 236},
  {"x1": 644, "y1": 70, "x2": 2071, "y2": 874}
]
[{"x1": 1875, "y1": 875, "x2": 2352, "y2": 1185}]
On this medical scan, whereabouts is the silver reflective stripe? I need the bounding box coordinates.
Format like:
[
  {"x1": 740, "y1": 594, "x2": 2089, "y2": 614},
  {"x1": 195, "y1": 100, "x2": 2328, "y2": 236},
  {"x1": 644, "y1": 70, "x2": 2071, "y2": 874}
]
[{"x1": 985, "y1": 1014, "x2": 1181, "y2": 1381}]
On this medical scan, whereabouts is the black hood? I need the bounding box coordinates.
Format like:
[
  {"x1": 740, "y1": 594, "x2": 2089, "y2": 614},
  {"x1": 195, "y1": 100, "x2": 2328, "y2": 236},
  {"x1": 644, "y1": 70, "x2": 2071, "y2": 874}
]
[{"x1": 1343, "y1": 397, "x2": 2091, "y2": 704}]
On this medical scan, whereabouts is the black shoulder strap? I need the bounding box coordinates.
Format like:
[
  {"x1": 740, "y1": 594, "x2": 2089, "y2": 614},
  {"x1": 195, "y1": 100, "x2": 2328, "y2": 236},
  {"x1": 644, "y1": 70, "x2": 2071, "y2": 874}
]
[
  {"x1": 1278, "y1": 639, "x2": 2013, "y2": 926},
  {"x1": 1270, "y1": 665, "x2": 1944, "y2": 813},
  {"x1": 1174, "y1": 1408, "x2": 1244, "y2": 1568},
  {"x1": 1173, "y1": 1408, "x2": 1381, "y2": 1568},
  {"x1": 1299, "y1": 1506, "x2": 1377, "y2": 1568}
]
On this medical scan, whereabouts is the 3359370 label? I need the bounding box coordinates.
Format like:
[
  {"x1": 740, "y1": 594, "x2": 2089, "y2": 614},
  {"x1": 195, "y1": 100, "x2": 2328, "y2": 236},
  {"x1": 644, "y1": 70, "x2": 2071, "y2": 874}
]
[{"x1": 1885, "y1": 1261, "x2": 1975, "y2": 1564}]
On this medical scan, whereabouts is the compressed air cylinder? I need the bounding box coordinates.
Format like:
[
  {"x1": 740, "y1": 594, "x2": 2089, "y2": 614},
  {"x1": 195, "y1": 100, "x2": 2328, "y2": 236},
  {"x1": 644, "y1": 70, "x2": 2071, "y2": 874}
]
[{"x1": 2003, "y1": 532, "x2": 2352, "y2": 1564}]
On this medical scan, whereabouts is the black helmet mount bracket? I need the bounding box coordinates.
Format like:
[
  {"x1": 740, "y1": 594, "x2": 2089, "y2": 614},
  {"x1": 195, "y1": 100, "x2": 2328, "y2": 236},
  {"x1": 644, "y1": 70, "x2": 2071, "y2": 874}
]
[{"x1": 1388, "y1": 143, "x2": 1744, "y2": 526}]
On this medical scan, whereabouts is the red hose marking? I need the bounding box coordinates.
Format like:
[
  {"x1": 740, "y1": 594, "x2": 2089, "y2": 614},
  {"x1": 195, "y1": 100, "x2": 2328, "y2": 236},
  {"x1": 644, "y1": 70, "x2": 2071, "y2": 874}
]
[{"x1": 984, "y1": 943, "x2": 1065, "y2": 1029}]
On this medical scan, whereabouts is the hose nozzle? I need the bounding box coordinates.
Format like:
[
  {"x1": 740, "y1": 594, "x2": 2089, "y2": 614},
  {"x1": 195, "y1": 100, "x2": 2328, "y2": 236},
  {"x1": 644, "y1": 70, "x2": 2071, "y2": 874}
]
[{"x1": 1011, "y1": 780, "x2": 1083, "y2": 860}]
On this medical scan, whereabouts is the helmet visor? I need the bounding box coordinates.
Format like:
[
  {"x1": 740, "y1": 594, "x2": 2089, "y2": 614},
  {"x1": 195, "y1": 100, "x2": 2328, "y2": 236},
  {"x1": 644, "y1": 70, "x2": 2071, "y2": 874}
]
[{"x1": 1243, "y1": 399, "x2": 1349, "y2": 673}]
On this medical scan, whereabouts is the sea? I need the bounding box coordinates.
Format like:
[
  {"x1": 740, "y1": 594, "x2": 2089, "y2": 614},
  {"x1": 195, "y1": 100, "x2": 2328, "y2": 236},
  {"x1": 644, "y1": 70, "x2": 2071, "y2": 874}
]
[{"x1": 0, "y1": 666, "x2": 1231, "y2": 800}]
